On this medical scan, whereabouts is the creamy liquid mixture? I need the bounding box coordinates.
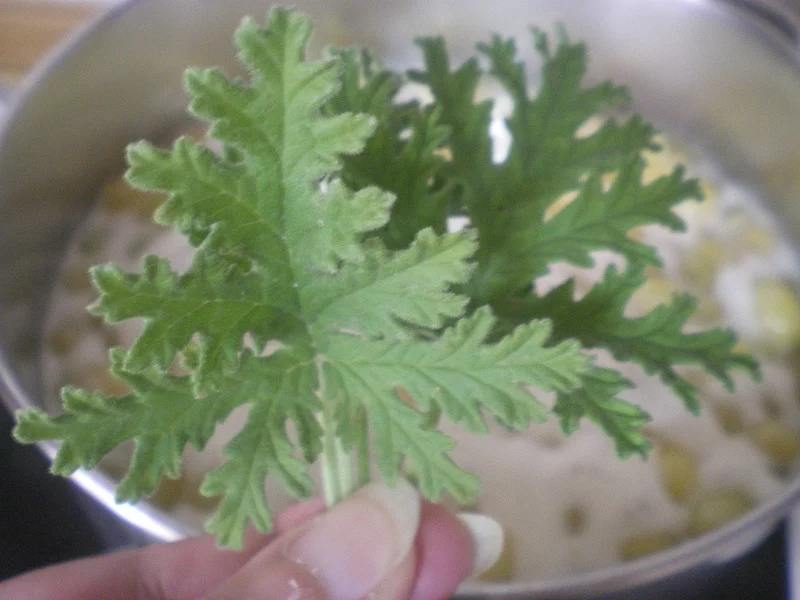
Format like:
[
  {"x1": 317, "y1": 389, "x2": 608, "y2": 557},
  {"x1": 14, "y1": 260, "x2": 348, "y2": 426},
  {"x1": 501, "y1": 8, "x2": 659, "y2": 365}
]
[{"x1": 43, "y1": 127, "x2": 800, "y2": 580}]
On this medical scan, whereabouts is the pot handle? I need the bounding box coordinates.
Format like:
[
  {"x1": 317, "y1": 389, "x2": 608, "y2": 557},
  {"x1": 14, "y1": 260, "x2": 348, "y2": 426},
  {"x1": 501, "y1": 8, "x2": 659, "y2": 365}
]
[{"x1": 719, "y1": 0, "x2": 800, "y2": 43}]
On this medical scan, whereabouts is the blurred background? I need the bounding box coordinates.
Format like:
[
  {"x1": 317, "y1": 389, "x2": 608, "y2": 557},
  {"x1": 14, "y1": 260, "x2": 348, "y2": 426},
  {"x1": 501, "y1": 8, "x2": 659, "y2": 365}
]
[
  {"x1": 0, "y1": 0, "x2": 130, "y2": 581},
  {"x1": 0, "y1": 1, "x2": 101, "y2": 89}
]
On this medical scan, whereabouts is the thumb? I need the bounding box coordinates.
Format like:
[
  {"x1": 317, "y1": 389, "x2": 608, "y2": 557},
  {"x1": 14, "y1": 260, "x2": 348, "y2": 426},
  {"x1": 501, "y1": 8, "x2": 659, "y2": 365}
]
[{"x1": 204, "y1": 479, "x2": 421, "y2": 600}]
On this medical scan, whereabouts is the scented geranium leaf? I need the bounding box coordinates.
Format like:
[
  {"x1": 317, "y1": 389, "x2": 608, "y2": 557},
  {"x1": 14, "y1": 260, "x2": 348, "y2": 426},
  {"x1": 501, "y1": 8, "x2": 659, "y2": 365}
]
[
  {"x1": 14, "y1": 349, "x2": 273, "y2": 499},
  {"x1": 503, "y1": 157, "x2": 699, "y2": 281},
  {"x1": 16, "y1": 9, "x2": 596, "y2": 549},
  {"x1": 415, "y1": 31, "x2": 663, "y2": 302},
  {"x1": 14, "y1": 388, "x2": 147, "y2": 478},
  {"x1": 127, "y1": 138, "x2": 279, "y2": 258},
  {"x1": 186, "y1": 15, "x2": 383, "y2": 281},
  {"x1": 304, "y1": 229, "x2": 475, "y2": 339},
  {"x1": 553, "y1": 367, "x2": 651, "y2": 458},
  {"x1": 410, "y1": 38, "x2": 495, "y2": 228},
  {"x1": 324, "y1": 307, "x2": 587, "y2": 500},
  {"x1": 202, "y1": 353, "x2": 320, "y2": 548},
  {"x1": 20, "y1": 9, "x2": 389, "y2": 547},
  {"x1": 326, "y1": 49, "x2": 401, "y2": 118},
  {"x1": 89, "y1": 254, "x2": 301, "y2": 381},
  {"x1": 188, "y1": 15, "x2": 372, "y2": 177},
  {"x1": 328, "y1": 49, "x2": 454, "y2": 249},
  {"x1": 500, "y1": 264, "x2": 760, "y2": 413},
  {"x1": 100, "y1": 8, "x2": 394, "y2": 382},
  {"x1": 119, "y1": 350, "x2": 321, "y2": 515},
  {"x1": 18, "y1": 349, "x2": 322, "y2": 551},
  {"x1": 407, "y1": 30, "x2": 755, "y2": 453},
  {"x1": 301, "y1": 180, "x2": 394, "y2": 270},
  {"x1": 477, "y1": 30, "x2": 657, "y2": 217},
  {"x1": 328, "y1": 362, "x2": 480, "y2": 503}
]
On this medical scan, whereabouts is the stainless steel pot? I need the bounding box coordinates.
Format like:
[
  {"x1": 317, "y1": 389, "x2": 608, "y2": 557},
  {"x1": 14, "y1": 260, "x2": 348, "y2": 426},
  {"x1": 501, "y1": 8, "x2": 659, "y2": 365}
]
[{"x1": 2, "y1": 0, "x2": 800, "y2": 597}]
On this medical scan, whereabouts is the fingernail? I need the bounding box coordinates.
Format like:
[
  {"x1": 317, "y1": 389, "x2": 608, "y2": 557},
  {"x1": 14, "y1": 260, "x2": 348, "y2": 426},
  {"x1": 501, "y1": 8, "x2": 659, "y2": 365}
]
[
  {"x1": 458, "y1": 513, "x2": 504, "y2": 578},
  {"x1": 286, "y1": 479, "x2": 420, "y2": 600}
]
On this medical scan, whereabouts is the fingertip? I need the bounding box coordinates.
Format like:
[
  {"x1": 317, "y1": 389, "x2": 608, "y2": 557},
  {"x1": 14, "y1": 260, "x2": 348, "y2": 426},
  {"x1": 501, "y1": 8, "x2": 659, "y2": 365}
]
[
  {"x1": 457, "y1": 513, "x2": 504, "y2": 578},
  {"x1": 409, "y1": 501, "x2": 475, "y2": 600},
  {"x1": 274, "y1": 498, "x2": 326, "y2": 533}
]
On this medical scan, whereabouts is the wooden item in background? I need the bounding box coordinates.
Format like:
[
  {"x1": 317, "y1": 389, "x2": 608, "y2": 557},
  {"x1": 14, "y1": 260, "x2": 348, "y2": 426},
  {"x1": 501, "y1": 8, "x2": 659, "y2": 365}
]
[{"x1": 0, "y1": 2, "x2": 98, "y2": 79}]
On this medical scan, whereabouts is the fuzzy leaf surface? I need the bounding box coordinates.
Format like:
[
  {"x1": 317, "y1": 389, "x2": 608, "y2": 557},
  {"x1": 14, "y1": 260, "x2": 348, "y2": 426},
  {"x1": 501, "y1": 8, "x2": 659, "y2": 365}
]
[
  {"x1": 499, "y1": 265, "x2": 760, "y2": 413},
  {"x1": 328, "y1": 49, "x2": 454, "y2": 249},
  {"x1": 553, "y1": 367, "x2": 651, "y2": 458},
  {"x1": 397, "y1": 31, "x2": 755, "y2": 448},
  {"x1": 324, "y1": 308, "x2": 586, "y2": 499}
]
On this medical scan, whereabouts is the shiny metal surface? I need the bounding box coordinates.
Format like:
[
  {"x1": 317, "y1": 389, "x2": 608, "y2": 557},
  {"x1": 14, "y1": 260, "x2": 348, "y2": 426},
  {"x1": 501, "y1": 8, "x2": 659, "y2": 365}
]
[
  {"x1": 1, "y1": 1, "x2": 800, "y2": 597},
  {"x1": 719, "y1": 0, "x2": 800, "y2": 40}
]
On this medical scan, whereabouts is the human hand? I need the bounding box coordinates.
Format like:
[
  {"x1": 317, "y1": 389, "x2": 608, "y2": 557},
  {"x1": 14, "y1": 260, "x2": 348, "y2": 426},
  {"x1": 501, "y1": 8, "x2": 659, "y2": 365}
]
[{"x1": 0, "y1": 479, "x2": 501, "y2": 599}]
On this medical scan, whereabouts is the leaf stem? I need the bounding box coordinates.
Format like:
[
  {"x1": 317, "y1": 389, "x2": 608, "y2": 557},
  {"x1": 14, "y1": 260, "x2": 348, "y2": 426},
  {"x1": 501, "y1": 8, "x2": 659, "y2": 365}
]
[
  {"x1": 336, "y1": 436, "x2": 353, "y2": 496},
  {"x1": 356, "y1": 407, "x2": 371, "y2": 487},
  {"x1": 320, "y1": 413, "x2": 342, "y2": 507},
  {"x1": 316, "y1": 357, "x2": 356, "y2": 507}
]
